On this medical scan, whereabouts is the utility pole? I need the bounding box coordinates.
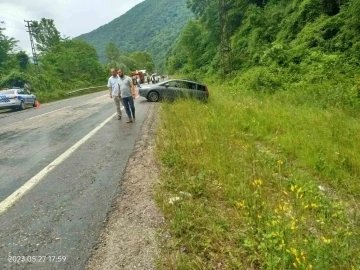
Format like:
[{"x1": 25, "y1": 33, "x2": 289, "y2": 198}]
[
  {"x1": 24, "y1": 20, "x2": 40, "y2": 76},
  {"x1": 218, "y1": 0, "x2": 233, "y2": 79}
]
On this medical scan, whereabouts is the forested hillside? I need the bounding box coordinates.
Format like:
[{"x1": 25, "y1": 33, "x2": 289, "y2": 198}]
[
  {"x1": 168, "y1": 0, "x2": 360, "y2": 109},
  {"x1": 77, "y1": 0, "x2": 193, "y2": 71},
  {"x1": 157, "y1": 1, "x2": 360, "y2": 269}
]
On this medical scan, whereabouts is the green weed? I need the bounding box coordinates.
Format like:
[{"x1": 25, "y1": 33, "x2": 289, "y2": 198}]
[{"x1": 156, "y1": 85, "x2": 360, "y2": 269}]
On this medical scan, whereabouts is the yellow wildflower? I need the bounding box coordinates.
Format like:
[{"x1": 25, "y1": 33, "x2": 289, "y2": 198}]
[
  {"x1": 311, "y1": 203, "x2": 318, "y2": 209},
  {"x1": 322, "y1": 237, "x2": 331, "y2": 244},
  {"x1": 236, "y1": 200, "x2": 245, "y2": 209},
  {"x1": 301, "y1": 251, "x2": 306, "y2": 262},
  {"x1": 279, "y1": 239, "x2": 285, "y2": 248},
  {"x1": 252, "y1": 179, "x2": 263, "y2": 187}
]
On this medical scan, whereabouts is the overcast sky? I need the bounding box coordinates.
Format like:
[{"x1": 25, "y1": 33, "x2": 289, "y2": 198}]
[{"x1": 0, "y1": 0, "x2": 144, "y2": 53}]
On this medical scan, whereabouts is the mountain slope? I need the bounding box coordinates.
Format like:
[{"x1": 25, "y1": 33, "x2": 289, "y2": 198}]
[{"x1": 77, "y1": 0, "x2": 193, "y2": 70}]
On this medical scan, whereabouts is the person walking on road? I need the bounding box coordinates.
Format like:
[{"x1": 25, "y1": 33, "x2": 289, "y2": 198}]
[
  {"x1": 136, "y1": 77, "x2": 141, "y2": 88},
  {"x1": 118, "y1": 69, "x2": 136, "y2": 123},
  {"x1": 107, "y1": 68, "x2": 122, "y2": 120}
]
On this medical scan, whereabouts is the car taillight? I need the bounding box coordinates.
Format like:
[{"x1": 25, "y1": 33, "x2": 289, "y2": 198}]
[
  {"x1": 7, "y1": 95, "x2": 17, "y2": 99},
  {"x1": 205, "y1": 87, "x2": 209, "y2": 96}
]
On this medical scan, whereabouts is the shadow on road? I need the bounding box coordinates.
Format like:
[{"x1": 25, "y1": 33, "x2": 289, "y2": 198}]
[{"x1": 0, "y1": 107, "x2": 34, "y2": 117}]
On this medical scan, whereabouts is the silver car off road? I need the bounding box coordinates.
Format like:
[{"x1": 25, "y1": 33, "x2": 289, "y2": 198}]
[
  {"x1": 0, "y1": 88, "x2": 37, "y2": 110},
  {"x1": 139, "y1": 79, "x2": 209, "y2": 102}
]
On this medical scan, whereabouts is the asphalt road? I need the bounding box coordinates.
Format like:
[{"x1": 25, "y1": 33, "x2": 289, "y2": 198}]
[{"x1": 0, "y1": 89, "x2": 152, "y2": 269}]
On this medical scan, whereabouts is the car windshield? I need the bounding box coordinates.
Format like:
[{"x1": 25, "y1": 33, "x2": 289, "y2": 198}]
[{"x1": 0, "y1": 90, "x2": 15, "y2": 95}]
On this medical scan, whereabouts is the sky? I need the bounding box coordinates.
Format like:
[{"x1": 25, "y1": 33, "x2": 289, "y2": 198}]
[{"x1": 0, "y1": 0, "x2": 144, "y2": 53}]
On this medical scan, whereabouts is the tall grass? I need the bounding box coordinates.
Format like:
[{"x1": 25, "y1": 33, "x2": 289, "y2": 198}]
[{"x1": 156, "y1": 85, "x2": 360, "y2": 269}]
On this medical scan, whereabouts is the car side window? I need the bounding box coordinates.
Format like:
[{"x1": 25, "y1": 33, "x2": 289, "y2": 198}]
[
  {"x1": 177, "y1": 81, "x2": 190, "y2": 89},
  {"x1": 167, "y1": 81, "x2": 179, "y2": 88},
  {"x1": 197, "y1": 84, "x2": 206, "y2": 91},
  {"x1": 188, "y1": 83, "x2": 197, "y2": 90}
]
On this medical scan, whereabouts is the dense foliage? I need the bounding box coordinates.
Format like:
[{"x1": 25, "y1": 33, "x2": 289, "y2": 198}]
[
  {"x1": 0, "y1": 19, "x2": 107, "y2": 102},
  {"x1": 167, "y1": 0, "x2": 360, "y2": 109},
  {"x1": 30, "y1": 19, "x2": 64, "y2": 54},
  {"x1": 104, "y1": 42, "x2": 155, "y2": 74},
  {"x1": 1, "y1": 15, "x2": 158, "y2": 103},
  {"x1": 158, "y1": 1, "x2": 360, "y2": 269},
  {"x1": 77, "y1": 0, "x2": 193, "y2": 71}
]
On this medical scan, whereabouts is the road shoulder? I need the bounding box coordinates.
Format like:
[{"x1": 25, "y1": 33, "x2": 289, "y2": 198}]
[{"x1": 86, "y1": 102, "x2": 163, "y2": 270}]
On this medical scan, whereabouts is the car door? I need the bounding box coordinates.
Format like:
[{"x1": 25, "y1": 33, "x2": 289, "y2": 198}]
[
  {"x1": 157, "y1": 81, "x2": 174, "y2": 100},
  {"x1": 184, "y1": 82, "x2": 199, "y2": 99},
  {"x1": 16, "y1": 89, "x2": 26, "y2": 104},
  {"x1": 176, "y1": 81, "x2": 191, "y2": 98},
  {"x1": 196, "y1": 84, "x2": 207, "y2": 99},
  {"x1": 23, "y1": 90, "x2": 34, "y2": 105},
  {"x1": 18, "y1": 89, "x2": 30, "y2": 106},
  {"x1": 163, "y1": 81, "x2": 181, "y2": 100}
]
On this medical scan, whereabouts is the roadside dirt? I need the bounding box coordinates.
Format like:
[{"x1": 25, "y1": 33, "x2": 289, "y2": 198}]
[{"x1": 87, "y1": 103, "x2": 163, "y2": 270}]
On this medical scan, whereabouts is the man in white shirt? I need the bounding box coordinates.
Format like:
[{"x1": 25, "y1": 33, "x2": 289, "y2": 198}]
[{"x1": 107, "y1": 68, "x2": 122, "y2": 120}]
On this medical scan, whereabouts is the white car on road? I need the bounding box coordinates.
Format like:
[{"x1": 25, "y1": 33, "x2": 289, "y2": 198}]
[{"x1": 0, "y1": 88, "x2": 37, "y2": 111}]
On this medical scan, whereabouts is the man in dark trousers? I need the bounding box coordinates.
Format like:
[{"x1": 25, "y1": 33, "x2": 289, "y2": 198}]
[{"x1": 118, "y1": 69, "x2": 136, "y2": 123}]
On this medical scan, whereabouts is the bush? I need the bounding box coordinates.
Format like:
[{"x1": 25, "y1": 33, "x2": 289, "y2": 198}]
[{"x1": 234, "y1": 67, "x2": 283, "y2": 94}]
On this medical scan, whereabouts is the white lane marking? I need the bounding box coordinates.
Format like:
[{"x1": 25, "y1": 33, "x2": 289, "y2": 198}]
[
  {"x1": 0, "y1": 111, "x2": 118, "y2": 215},
  {"x1": 28, "y1": 106, "x2": 71, "y2": 120}
]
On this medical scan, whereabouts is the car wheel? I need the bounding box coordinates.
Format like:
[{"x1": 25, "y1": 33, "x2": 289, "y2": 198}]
[
  {"x1": 33, "y1": 99, "x2": 37, "y2": 107},
  {"x1": 19, "y1": 101, "x2": 25, "y2": 110},
  {"x1": 148, "y1": 91, "x2": 160, "y2": 102}
]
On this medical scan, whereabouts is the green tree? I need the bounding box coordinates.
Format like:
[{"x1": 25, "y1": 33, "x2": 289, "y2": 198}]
[
  {"x1": 166, "y1": 19, "x2": 216, "y2": 75},
  {"x1": 16, "y1": 51, "x2": 29, "y2": 71},
  {"x1": 105, "y1": 42, "x2": 120, "y2": 63},
  {"x1": 41, "y1": 39, "x2": 105, "y2": 84},
  {"x1": 30, "y1": 18, "x2": 62, "y2": 54},
  {"x1": 129, "y1": 51, "x2": 155, "y2": 73},
  {"x1": 0, "y1": 22, "x2": 17, "y2": 72}
]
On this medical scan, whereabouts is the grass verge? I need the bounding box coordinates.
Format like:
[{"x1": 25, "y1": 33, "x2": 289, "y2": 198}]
[{"x1": 156, "y1": 84, "x2": 360, "y2": 269}]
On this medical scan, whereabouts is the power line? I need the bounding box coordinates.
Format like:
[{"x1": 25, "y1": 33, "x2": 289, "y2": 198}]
[
  {"x1": 0, "y1": 10, "x2": 25, "y2": 22},
  {"x1": 0, "y1": 16, "x2": 26, "y2": 30},
  {"x1": 0, "y1": 14, "x2": 24, "y2": 25},
  {"x1": 2, "y1": 24, "x2": 26, "y2": 31}
]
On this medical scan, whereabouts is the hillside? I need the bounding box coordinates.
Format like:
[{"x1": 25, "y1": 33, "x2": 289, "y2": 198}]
[
  {"x1": 168, "y1": 0, "x2": 360, "y2": 109},
  {"x1": 156, "y1": 0, "x2": 360, "y2": 269},
  {"x1": 77, "y1": 0, "x2": 193, "y2": 71}
]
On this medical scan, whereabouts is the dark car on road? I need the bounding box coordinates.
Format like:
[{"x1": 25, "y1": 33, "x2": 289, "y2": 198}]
[{"x1": 139, "y1": 79, "x2": 209, "y2": 102}]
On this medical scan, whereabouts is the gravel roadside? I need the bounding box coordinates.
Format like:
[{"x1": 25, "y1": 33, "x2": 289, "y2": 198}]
[{"x1": 87, "y1": 102, "x2": 163, "y2": 270}]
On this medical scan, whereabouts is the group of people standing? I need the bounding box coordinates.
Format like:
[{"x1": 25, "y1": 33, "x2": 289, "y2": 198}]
[
  {"x1": 107, "y1": 68, "x2": 136, "y2": 123},
  {"x1": 146, "y1": 75, "x2": 165, "y2": 84}
]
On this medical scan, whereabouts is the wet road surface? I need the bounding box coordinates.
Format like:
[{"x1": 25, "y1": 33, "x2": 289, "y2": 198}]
[{"x1": 0, "y1": 90, "x2": 153, "y2": 269}]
